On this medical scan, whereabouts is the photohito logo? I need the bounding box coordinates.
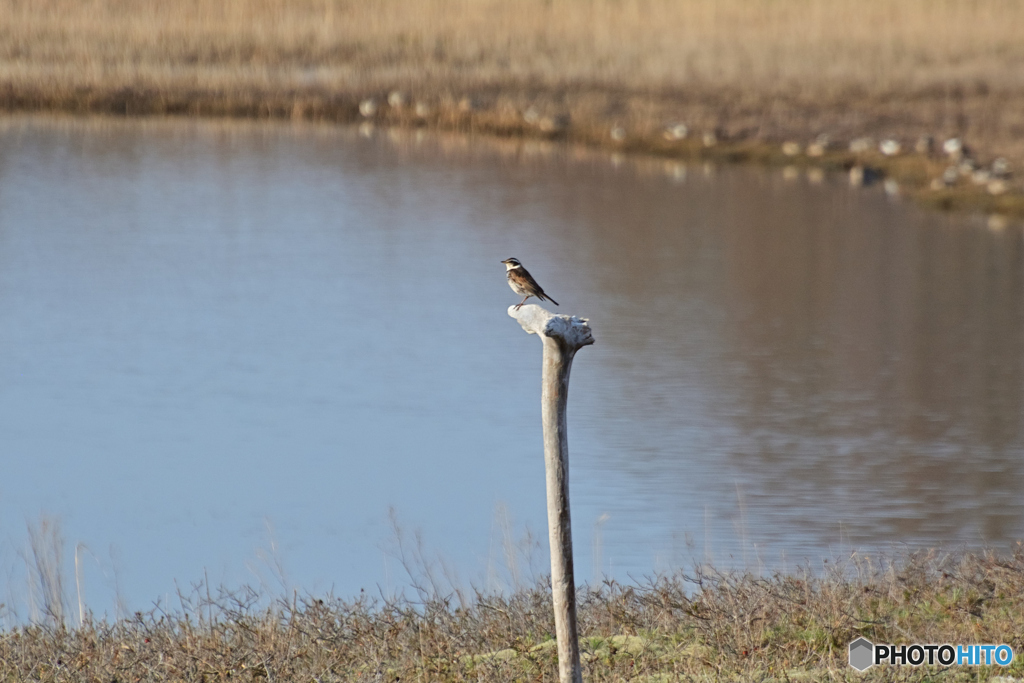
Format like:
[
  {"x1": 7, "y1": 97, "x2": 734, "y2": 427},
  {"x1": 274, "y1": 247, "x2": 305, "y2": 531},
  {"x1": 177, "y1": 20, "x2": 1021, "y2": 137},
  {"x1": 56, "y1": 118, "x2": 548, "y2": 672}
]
[{"x1": 849, "y1": 637, "x2": 1014, "y2": 671}]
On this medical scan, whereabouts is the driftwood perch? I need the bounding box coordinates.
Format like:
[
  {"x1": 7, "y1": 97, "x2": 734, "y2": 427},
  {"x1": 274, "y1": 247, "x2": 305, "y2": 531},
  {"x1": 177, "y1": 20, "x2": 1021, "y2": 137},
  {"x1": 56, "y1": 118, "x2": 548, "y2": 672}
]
[{"x1": 508, "y1": 304, "x2": 594, "y2": 683}]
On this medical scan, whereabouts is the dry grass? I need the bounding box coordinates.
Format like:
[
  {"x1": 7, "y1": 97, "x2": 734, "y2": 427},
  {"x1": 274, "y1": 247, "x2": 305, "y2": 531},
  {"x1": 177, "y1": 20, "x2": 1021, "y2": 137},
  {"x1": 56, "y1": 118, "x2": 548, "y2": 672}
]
[
  {"x1": 4, "y1": 0, "x2": 1024, "y2": 93},
  {"x1": 3, "y1": 549, "x2": 1024, "y2": 682},
  {"x1": 0, "y1": 1, "x2": 1022, "y2": 139},
  {"x1": 2, "y1": 1, "x2": 1024, "y2": 212}
]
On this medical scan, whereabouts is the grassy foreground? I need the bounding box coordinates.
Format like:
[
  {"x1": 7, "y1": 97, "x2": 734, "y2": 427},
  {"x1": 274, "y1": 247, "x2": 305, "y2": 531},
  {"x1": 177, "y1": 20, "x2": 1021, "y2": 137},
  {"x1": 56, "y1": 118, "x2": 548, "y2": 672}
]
[
  {"x1": 3, "y1": 549, "x2": 1024, "y2": 682},
  {"x1": 2, "y1": 0, "x2": 1024, "y2": 217}
]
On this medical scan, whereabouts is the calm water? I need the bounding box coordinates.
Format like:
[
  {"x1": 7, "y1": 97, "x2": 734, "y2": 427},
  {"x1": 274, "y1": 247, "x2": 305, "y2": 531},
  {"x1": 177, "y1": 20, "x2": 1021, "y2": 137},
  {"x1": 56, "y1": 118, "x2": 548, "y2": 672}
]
[{"x1": 1, "y1": 117, "x2": 1022, "y2": 618}]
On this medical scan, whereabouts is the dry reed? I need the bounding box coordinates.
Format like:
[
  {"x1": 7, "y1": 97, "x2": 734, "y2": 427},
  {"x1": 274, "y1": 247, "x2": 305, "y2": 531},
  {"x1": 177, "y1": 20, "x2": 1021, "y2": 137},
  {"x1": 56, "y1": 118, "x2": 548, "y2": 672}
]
[
  {"x1": 3, "y1": 0, "x2": 1024, "y2": 93},
  {"x1": 2, "y1": 0, "x2": 1024, "y2": 214},
  {"x1": 0, "y1": 1, "x2": 1022, "y2": 152}
]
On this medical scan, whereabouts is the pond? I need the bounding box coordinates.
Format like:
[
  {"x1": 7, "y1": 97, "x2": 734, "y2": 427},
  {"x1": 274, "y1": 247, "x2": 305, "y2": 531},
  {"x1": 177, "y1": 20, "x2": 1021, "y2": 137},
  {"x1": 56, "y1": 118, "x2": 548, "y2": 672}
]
[{"x1": 1, "y1": 116, "x2": 1021, "y2": 618}]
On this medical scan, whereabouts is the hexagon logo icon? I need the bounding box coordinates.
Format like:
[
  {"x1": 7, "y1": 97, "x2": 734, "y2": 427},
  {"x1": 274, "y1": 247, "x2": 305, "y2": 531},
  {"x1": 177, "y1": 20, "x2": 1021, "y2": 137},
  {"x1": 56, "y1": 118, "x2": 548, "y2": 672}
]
[{"x1": 849, "y1": 637, "x2": 874, "y2": 671}]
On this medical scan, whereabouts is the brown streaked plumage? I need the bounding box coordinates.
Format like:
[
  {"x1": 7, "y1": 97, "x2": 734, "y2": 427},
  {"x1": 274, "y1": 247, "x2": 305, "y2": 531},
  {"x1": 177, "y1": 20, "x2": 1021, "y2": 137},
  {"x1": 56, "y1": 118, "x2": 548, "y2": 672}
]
[{"x1": 501, "y1": 257, "x2": 559, "y2": 309}]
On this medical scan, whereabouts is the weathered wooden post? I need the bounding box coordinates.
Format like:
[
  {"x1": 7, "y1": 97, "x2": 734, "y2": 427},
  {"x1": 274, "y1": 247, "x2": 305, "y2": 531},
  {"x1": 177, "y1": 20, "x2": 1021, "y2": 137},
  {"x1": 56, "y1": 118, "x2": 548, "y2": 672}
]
[{"x1": 508, "y1": 303, "x2": 594, "y2": 683}]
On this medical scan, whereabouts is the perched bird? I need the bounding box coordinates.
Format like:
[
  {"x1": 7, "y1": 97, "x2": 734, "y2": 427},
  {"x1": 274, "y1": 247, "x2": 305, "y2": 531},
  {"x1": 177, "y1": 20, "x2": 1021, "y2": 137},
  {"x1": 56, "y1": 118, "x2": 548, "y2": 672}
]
[{"x1": 501, "y1": 258, "x2": 559, "y2": 309}]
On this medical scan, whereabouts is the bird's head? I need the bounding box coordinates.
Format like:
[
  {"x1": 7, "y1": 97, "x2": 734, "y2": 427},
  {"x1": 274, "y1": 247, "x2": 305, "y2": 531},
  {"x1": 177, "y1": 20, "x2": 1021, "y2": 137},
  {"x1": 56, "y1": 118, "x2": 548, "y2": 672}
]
[{"x1": 502, "y1": 257, "x2": 521, "y2": 270}]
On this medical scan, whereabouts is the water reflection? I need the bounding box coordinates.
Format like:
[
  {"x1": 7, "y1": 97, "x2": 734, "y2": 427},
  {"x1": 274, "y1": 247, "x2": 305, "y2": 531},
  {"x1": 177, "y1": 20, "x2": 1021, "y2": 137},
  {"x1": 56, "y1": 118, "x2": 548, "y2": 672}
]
[
  {"x1": 360, "y1": 124, "x2": 1024, "y2": 559},
  {"x1": 555, "y1": 161, "x2": 1024, "y2": 566},
  {"x1": 0, "y1": 117, "x2": 1022, "y2": 614},
  {"x1": 720, "y1": 181, "x2": 1024, "y2": 544}
]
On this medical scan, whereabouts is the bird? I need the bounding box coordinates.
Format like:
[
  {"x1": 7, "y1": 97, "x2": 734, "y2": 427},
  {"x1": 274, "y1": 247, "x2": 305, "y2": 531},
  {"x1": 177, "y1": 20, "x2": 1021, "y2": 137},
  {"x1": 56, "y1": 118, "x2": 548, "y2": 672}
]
[{"x1": 501, "y1": 258, "x2": 559, "y2": 309}]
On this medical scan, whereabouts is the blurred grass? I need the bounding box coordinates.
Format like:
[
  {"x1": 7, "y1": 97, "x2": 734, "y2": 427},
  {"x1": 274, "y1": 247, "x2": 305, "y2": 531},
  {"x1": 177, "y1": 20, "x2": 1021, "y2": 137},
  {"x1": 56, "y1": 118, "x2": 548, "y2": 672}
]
[
  {"x1": 4, "y1": 0, "x2": 1024, "y2": 93},
  {"x1": 1, "y1": 0, "x2": 1023, "y2": 208}
]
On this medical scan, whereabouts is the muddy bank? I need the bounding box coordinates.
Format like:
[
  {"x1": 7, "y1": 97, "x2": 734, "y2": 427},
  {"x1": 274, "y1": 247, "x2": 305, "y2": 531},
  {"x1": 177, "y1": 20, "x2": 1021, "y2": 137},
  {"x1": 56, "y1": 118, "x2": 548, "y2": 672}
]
[{"x1": 4, "y1": 80, "x2": 1022, "y2": 220}]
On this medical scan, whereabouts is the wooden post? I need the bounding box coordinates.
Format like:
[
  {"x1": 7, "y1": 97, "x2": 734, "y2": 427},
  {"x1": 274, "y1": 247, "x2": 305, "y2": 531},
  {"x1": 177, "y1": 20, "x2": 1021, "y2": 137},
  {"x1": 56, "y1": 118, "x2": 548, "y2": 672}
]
[{"x1": 508, "y1": 304, "x2": 594, "y2": 683}]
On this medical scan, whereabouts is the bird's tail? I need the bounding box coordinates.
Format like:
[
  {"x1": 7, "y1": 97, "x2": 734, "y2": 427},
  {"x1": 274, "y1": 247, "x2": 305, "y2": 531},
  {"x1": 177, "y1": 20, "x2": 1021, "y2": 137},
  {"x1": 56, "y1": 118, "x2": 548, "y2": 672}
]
[{"x1": 542, "y1": 293, "x2": 559, "y2": 306}]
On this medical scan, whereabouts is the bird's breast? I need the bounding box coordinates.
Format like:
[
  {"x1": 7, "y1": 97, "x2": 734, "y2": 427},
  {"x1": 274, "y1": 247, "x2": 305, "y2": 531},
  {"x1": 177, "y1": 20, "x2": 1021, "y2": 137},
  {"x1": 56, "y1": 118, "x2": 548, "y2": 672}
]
[{"x1": 507, "y1": 274, "x2": 529, "y2": 295}]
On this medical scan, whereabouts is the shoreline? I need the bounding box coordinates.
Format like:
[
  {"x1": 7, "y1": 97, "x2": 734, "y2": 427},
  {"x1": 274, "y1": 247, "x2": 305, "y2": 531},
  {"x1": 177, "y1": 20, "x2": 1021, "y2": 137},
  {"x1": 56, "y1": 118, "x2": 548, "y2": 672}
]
[
  {"x1": 4, "y1": 0, "x2": 1024, "y2": 221},
  {"x1": 4, "y1": 83, "x2": 1023, "y2": 222}
]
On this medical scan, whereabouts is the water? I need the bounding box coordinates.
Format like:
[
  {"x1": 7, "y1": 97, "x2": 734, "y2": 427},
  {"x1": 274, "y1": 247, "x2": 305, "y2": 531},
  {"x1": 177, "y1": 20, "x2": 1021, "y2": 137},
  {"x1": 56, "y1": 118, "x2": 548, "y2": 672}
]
[{"x1": 1, "y1": 116, "x2": 1022, "y2": 618}]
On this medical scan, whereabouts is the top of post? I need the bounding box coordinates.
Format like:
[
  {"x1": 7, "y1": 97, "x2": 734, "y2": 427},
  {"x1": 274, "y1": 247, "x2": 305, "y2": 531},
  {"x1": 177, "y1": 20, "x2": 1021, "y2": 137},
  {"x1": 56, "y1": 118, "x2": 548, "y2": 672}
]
[{"x1": 508, "y1": 304, "x2": 595, "y2": 349}]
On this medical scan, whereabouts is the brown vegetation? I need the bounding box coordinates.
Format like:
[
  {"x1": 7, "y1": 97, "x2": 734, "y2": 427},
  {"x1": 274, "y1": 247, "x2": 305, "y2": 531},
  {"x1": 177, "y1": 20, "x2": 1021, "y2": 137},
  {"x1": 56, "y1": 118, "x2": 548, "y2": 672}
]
[
  {"x1": 4, "y1": 0, "x2": 1024, "y2": 98},
  {"x1": 1, "y1": 0, "x2": 1024, "y2": 214},
  {"x1": 3, "y1": 549, "x2": 1024, "y2": 681}
]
